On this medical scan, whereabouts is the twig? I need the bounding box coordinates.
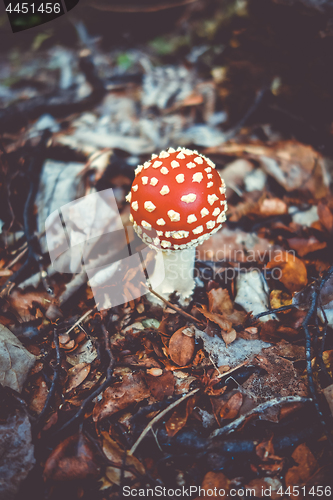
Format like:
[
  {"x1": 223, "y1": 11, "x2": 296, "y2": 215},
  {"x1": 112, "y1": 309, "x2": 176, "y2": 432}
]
[
  {"x1": 35, "y1": 328, "x2": 61, "y2": 427},
  {"x1": 210, "y1": 396, "x2": 313, "y2": 439},
  {"x1": 129, "y1": 387, "x2": 200, "y2": 456},
  {"x1": 302, "y1": 265, "x2": 333, "y2": 449},
  {"x1": 253, "y1": 304, "x2": 295, "y2": 319},
  {"x1": 53, "y1": 323, "x2": 115, "y2": 436},
  {"x1": 64, "y1": 306, "x2": 97, "y2": 336},
  {"x1": 141, "y1": 282, "x2": 205, "y2": 328}
]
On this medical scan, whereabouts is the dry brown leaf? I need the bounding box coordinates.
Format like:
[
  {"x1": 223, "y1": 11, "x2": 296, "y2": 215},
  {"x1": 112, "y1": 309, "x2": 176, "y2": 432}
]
[
  {"x1": 93, "y1": 369, "x2": 150, "y2": 422},
  {"x1": 145, "y1": 370, "x2": 175, "y2": 400},
  {"x1": 194, "y1": 306, "x2": 233, "y2": 333},
  {"x1": 322, "y1": 384, "x2": 333, "y2": 416},
  {"x1": 43, "y1": 433, "x2": 100, "y2": 481},
  {"x1": 0, "y1": 324, "x2": 36, "y2": 392},
  {"x1": 66, "y1": 362, "x2": 91, "y2": 393},
  {"x1": 168, "y1": 326, "x2": 196, "y2": 366},
  {"x1": 221, "y1": 328, "x2": 237, "y2": 346},
  {"x1": 219, "y1": 391, "x2": 243, "y2": 420},
  {"x1": 285, "y1": 443, "x2": 318, "y2": 488},
  {"x1": 165, "y1": 393, "x2": 199, "y2": 437},
  {"x1": 102, "y1": 431, "x2": 145, "y2": 485},
  {"x1": 266, "y1": 250, "x2": 307, "y2": 293},
  {"x1": 194, "y1": 471, "x2": 230, "y2": 499}
]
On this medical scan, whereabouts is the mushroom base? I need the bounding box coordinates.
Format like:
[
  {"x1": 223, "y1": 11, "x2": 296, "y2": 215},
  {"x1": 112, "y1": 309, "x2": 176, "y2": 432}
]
[{"x1": 147, "y1": 247, "x2": 196, "y2": 306}]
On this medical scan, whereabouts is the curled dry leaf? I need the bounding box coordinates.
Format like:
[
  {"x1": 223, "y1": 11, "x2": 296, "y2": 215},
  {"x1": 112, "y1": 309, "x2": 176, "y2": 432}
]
[
  {"x1": 194, "y1": 306, "x2": 233, "y2": 333},
  {"x1": 165, "y1": 393, "x2": 199, "y2": 437},
  {"x1": 266, "y1": 250, "x2": 307, "y2": 293},
  {"x1": 168, "y1": 326, "x2": 196, "y2": 366},
  {"x1": 43, "y1": 432, "x2": 101, "y2": 482},
  {"x1": 66, "y1": 362, "x2": 91, "y2": 393},
  {"x1": 93, "y1": 369, "x2": 150, "y2": 422},
  {"x1": 0, "y1": 324, "x2": 36, "y2": 392}
]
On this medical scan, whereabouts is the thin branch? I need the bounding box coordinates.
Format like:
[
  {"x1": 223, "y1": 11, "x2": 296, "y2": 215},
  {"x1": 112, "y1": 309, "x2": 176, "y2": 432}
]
[
  {"x1": 53, "y1": 323, "x2": 115, "y2": 436},
  {"x1": 129, "y1": 387, "x2": 200, "y2": 456},
  {"x1": 35, "y1": 328, "x2": 62, "y2": 427},
  {"x1": 210, "y1": 396, "x2": 313, "y2": 439},
  {"x1": 64, "y1": 306, "x2": 97, "y2": 336}
]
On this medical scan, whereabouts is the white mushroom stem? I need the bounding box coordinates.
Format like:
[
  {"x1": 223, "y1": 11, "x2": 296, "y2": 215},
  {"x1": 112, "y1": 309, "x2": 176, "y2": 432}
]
[{"x1": 147, "y1": 247, "x2": 196, "y2": 306}]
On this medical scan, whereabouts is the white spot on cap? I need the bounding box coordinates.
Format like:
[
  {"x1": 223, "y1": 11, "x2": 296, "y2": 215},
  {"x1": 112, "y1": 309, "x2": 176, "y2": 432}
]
[
  {"x1": 174, "y1": 244, "x2": 180, "y2": 250},
  {"x1": 168, "y1": 210, "x2": 180, "y2": 222},
  {"x1": 165, "y1": 231, "x2": 171, "y2": 237},
  {"x1": 184, "y1": 149, "x2": 194, "y2": 155},
  {"x1": 143, "y1": 161, "x2": 151, "y2": 169},
  {"x1": 143, "y1": 234, "x2": 152, "y2": 243},
  {"x1": 193, "y1": 225, "x2": 203, "y2": 234},
  {"x1": 192, "y1": 172, "x2": 203, "y2": 183},
  {"x1": 205, "y1": 167, "x2": 212, "y2": 173},
  {"x1": 217, "y1": 213, "x2": 226, "y2": 223},
  {"x1": 132, "y1": 184, "x2": 138, "y2": 192},
  {"x1": 207, "y1": 174, "x2": 213, "y2": 179},
  {"x1": 129, "y1": 214, "x2": 134, "y2": 222},
  {"x1": 150, "y1": 177, "x2": 158, "y2": 186},
  {"x1": 157, "y1": 218, "x2": 166, "y2": 226},
  {"x1": 171, "y1": 160, "x2": 180, "y2": 168},
  {"x1": 181, "y1": 193, "x2": 196, "y2": 203},
  {"x1": 212, "y1": 207, "x2": 220, "y2": 216},
  {"x1": 179, "y1": 244, "x2": 187, "y2": 249},
  {"x1": 219, "y1": 186, "x2": 226, "y2": 194},
  {"x1": 206, "y1": 220, "x2": 215, "y2": 230},
  {"x1": 151, "y1": 154, "x2": 158, "y2": 159},
  {"x1": 153, "y1": 160, "x2": 163, "y2": 168},
  {"x1": 207, "y1": 181, "x2": 213, "y2": 188},
  {"x1": 153, "y1": 237, "x2": 160, "y2": 245},
  {"x1": 176, "y1": 174, "x2": 185, "y2": 183},
  {"x1": 142, "y1": 176, "x2": 148, "y2": 185},
  {"x1": 161, "y1": 240, "x2": 171, "y2": 248},
  {"x1": 168, "y1": 147, "x2": 176, "y2": 153},
  {"x1": 201, "y1": 207, "x2": 209, "y2": 217},
  {"x1": 172, "y1": 230, "x2": 189, "y2": 239},
  {"x1": 144, "y1": 201, "x2": 156, "y2": 212},
  {"x1": 135, "y1": 165, "x2": 143, "y2": 175},
  {"x1": 207, "y1": 158, "x2": 215, "y2": 168},
  {"x1": 177, "y1": 152, "x2": 185, "y2": 159},
  {"x1": 187, "y1": 214, "x2": 197, "y2": 224},
  {"x1": 160, "y1": 167, "x2": 169, "y2": 175},
  {"x1": 142, "y1": 220, "x2": 152, "y2": 230},
  {"x1": 157, "y1": 230, "x2": 163, "y2": 236},
  {"x1": 194, "y1": 156, "x2": 203, "y2": 164},
  {"x1": 131, "y1": 201, "x2": 139, "y2": 211},
  {"x1": 187, "y1": 162, "x2": 196, "y2": 169},
  {"x1": 160, "y1": 185, "x2": 170, "y2": 195},
  {"x1": 135, "y1": 225, "x2": 142, "y2": 235},
  {"x1": 208, "y1": 194, "x2": 219, "y2": 205},
  {"x1": 159, "y1": 151, "x2": 170, "y2": 158},
  {"x1": 126, "y1": 192, "x2": 132, "y2": 202}
]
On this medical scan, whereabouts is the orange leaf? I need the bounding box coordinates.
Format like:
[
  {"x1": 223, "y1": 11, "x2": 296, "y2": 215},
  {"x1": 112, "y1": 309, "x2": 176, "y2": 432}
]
[
  {"x1": 266, "y1": 250, "x2": 307, "y2": 293},
  {"x1": 168, "y1": 326, "x2": 195, "y2": 366},
  {"x1": 219, "y1": 391, "x2": 243, "y2": 420},
  {"x1": 66, "y1": 363, "x2": 91, "y2": 393}
]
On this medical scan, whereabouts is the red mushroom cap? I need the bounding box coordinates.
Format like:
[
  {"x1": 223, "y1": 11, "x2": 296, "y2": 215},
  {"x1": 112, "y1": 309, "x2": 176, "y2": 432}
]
[{"x1": 127, "y1": 147, "x2": 227, "y2": 251}]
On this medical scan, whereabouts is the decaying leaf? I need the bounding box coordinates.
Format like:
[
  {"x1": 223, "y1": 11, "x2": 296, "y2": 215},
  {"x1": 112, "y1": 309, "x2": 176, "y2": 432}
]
[
  {"x1": 43, "y1": 432, "x2": 101, "y2": 482},
  {"x1": 0, "y1": 387, "x2": 36, "y2": 500},
  {"x1": 194, "y1": 471, "x2": 230, "y2": 499},
  {"x1": 165, "y1": 393, "x2": 199, "y2": 437},
  {"x1": 168, "y1": 326, "x2": 196, "y2": 366},
  {"x1": 145, "y1": 370, "x2": 175, "y2": 400},
  {"x1": 0, "y1": 324, "x2": 36, "y2": 392},
  {"x1": 66, "y1": 362, "x2": 91, "y2": 393},
  {"x1": 93, "y1": 368, "x2": 150, "y2": 422},
  {"x1": 322, "y1": 384, "x2": 333, "y2": 416}
]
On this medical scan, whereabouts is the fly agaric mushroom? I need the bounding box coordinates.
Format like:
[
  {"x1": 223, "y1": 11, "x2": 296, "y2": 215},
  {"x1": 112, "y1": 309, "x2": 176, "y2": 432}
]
[{"x1": 126, "y1": 147, "x2": 227, "y2": 304}]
